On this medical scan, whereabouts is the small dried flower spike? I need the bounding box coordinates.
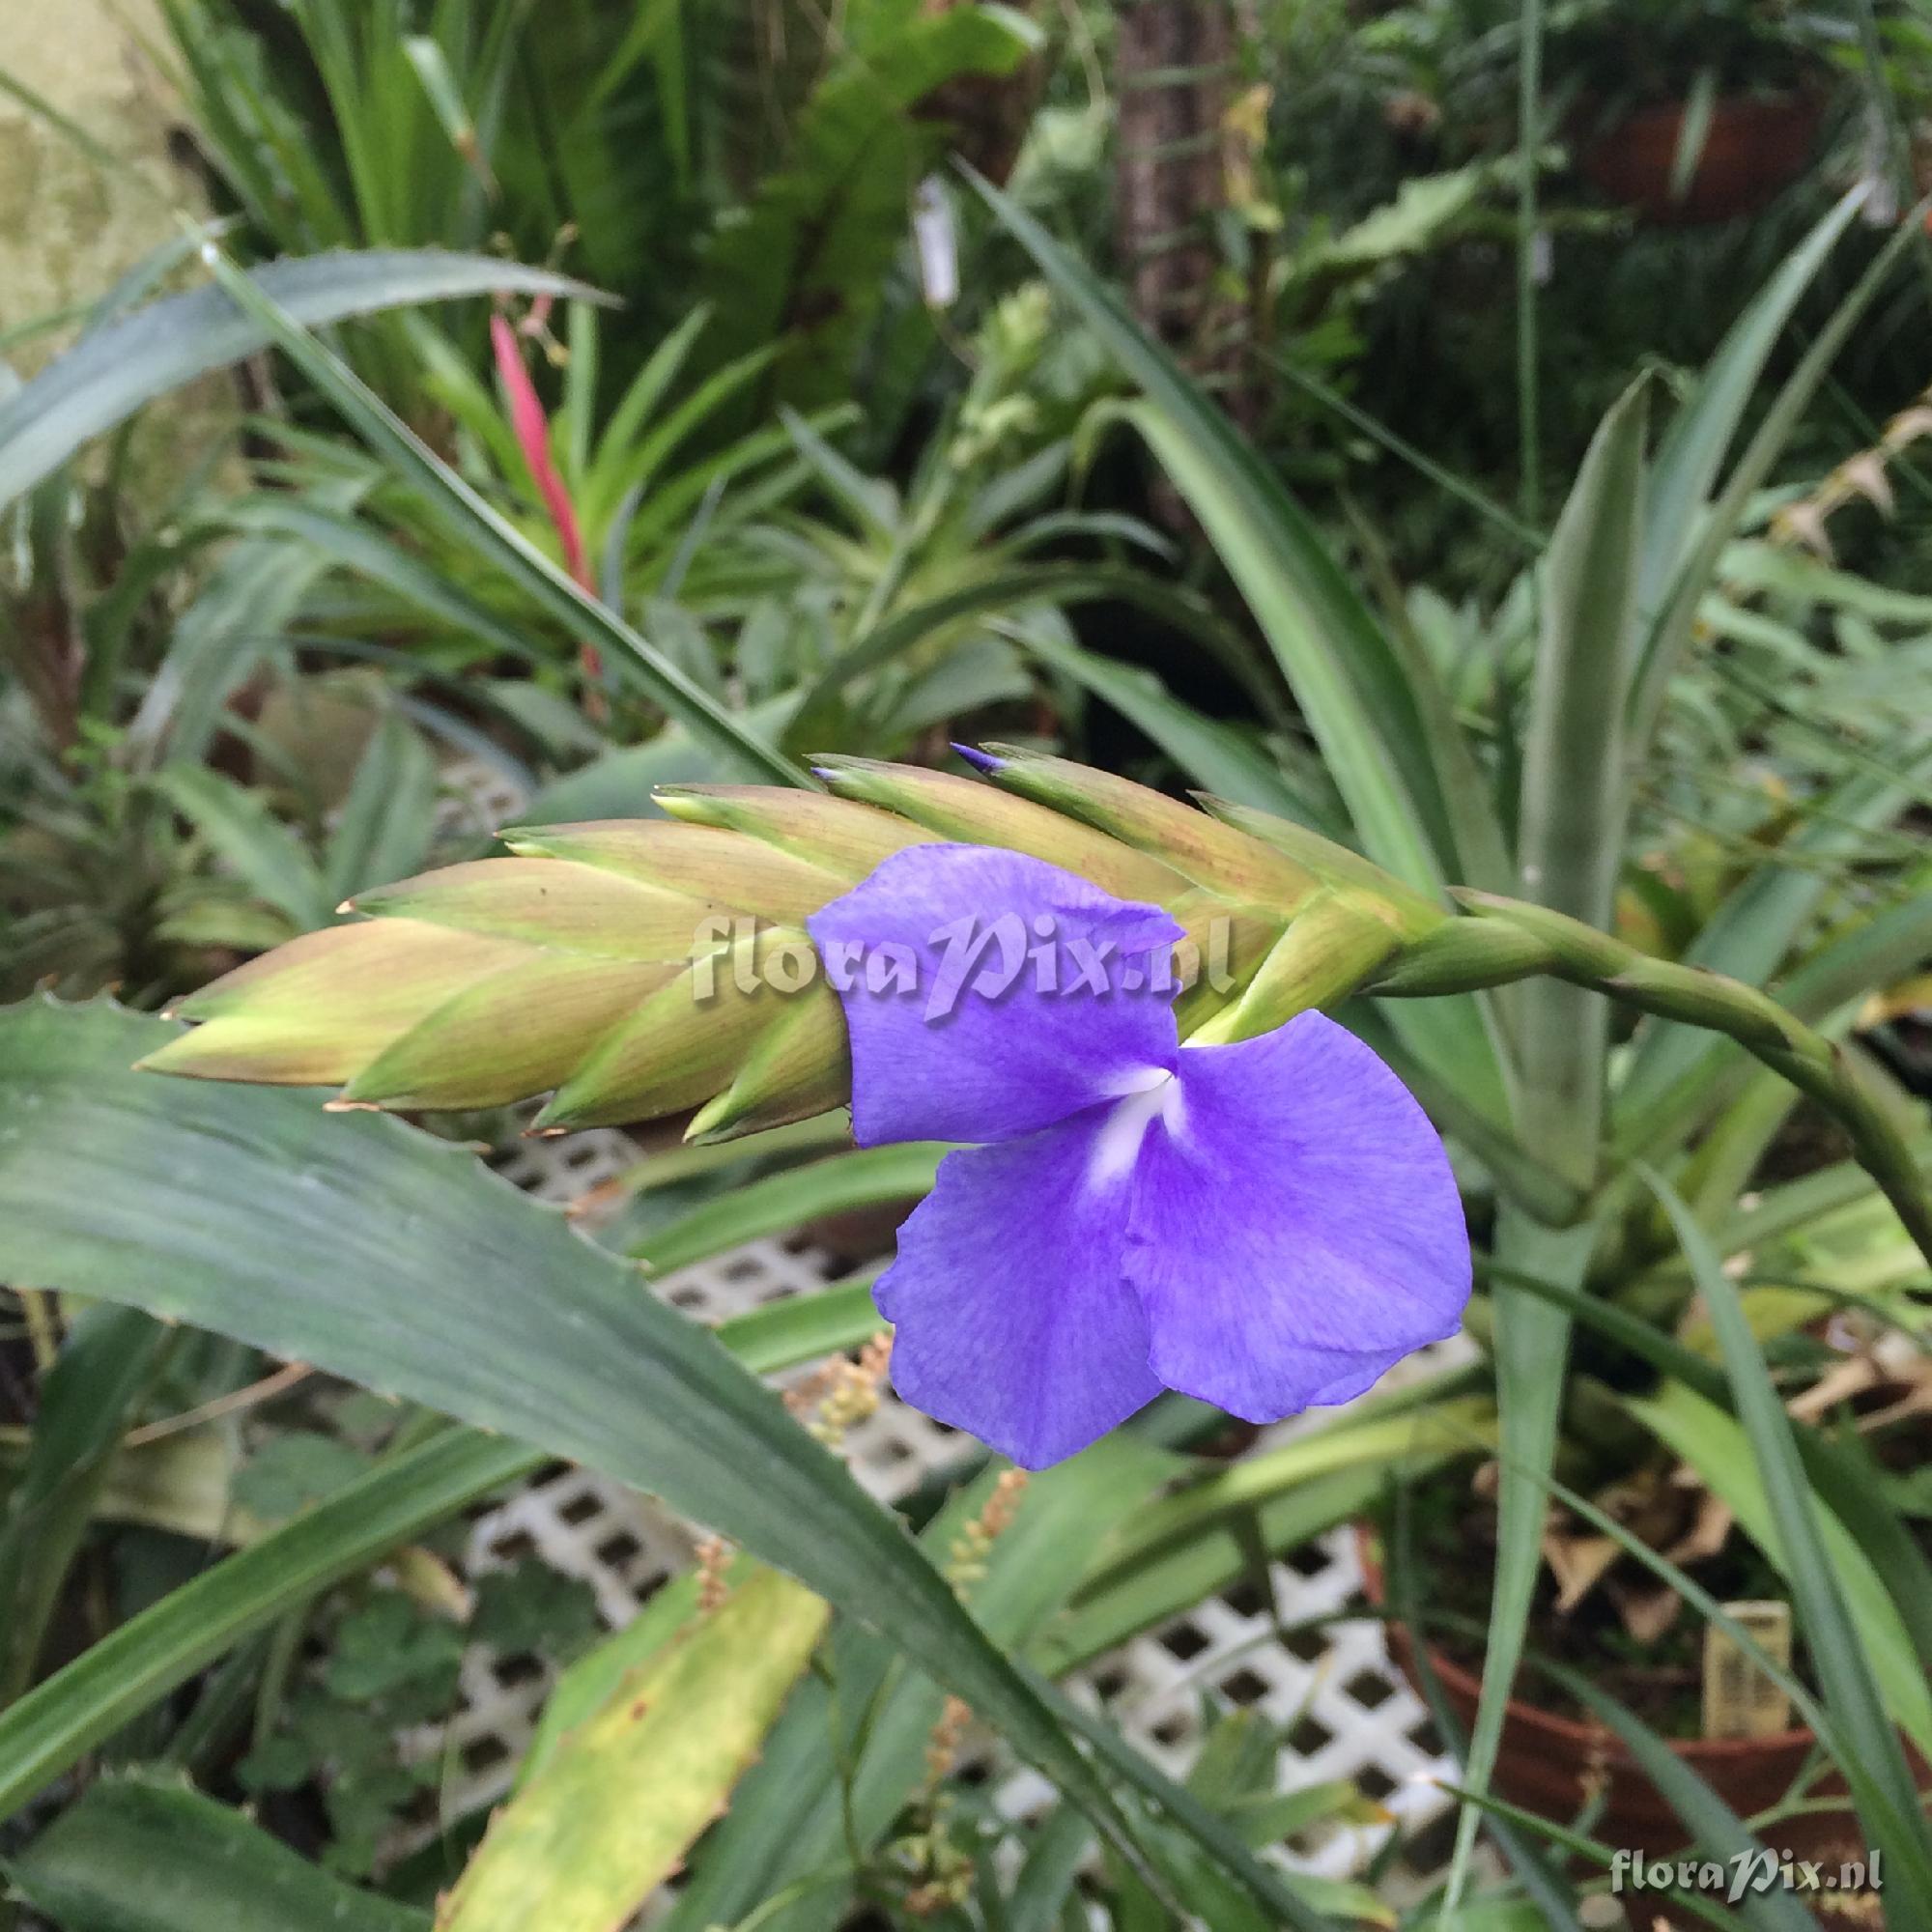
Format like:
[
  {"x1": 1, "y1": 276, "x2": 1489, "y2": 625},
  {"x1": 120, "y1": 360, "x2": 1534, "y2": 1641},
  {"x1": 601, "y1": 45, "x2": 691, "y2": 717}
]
[{"x1": 807, "y1": 845, "x2": 1471, "y2": 1468}]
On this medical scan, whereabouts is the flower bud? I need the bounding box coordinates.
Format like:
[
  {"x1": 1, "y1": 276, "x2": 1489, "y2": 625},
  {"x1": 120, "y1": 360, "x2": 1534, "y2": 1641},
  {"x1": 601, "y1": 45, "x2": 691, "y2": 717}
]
[
  {"x1": 965, "y1": 746, "x2": 1318, "y2": 910},
  {"x1": 686, "y1": 990, "x2": 851, "y2": 1142},
  {"x1": 138, "y1": 922, "x2": 525, "y2": 1085},
  {"x1": 810, "y1": 755, "x2": 1184, "y2": 905},
  {"x1": 502, "y1": 820, "x2": 848, "y2": 923},
  {"x1": 349, "y1": 858, "x2": 716, "y2": 961},
  {"x1": 534, "y1": 923, "x2": 817, "y2": 1130},
  {"x1": 1192, "y1": 795, "x2": 1446, "y2": 937},
  {"x1": 1186, "y1": 891, "x2": 1401, "y2": 1045},
  {"x1": 653, "y1": 784, "x2": 936, "y2": 878},
  {"x1": 342, "y1": 953, "x2": 682, "y2": 1110}
]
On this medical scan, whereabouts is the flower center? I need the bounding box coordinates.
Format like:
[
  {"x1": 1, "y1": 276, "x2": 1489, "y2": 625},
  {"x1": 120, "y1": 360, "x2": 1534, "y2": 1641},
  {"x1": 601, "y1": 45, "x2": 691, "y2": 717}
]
[{"x1": 1089, "y1": 1068, "x2": 1184, "y2": 1189}]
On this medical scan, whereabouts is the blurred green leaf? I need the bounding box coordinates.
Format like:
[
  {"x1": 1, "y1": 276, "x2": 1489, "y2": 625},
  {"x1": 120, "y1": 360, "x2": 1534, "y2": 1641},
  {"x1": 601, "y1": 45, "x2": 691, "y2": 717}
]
[
  {"x1": 6, "y1": 1776, "x2": 428, "y2": 1932},
  {"x1": 325, "y1": 1589, "x2": 466, "y2": 1704},
  {"x1": 232, "y1": 1431, "x2": 372, "y2": 1520},
  {"x1": 0, "y1": 1306, "x2": 171, "y2": 1703},
  {"x1": 151, "y1": 765, "x2": 332, "y2": 934},
  {"x1": 470, "y1": 1560, "x2": 601, "y2": 1662},
  {"x1": 633, "y1": 1143, "x2": 942, "y2": 1274},
  {"x1": 324, "y1": 708, "x2": 440, "y2": 905},
  {"x1": 0, "y1": 252, "x2": 592, "y2": 510},
  {"x1": 698, "y1": 11, "x2": 1034, "y2": 413},
  {"x1": 0, "y1": 998, "x2": 1151, "y2": 1879}
]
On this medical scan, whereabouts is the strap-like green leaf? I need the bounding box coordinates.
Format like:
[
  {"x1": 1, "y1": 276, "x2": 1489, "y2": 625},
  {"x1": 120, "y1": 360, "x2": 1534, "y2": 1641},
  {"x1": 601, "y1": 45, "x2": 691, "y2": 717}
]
[
  {"x1": 6, "y1": 1776, "x2": 428, "y2": 1932},
  {"x1": 1637, "y1": 186, "x2": 1868, "y2": 637},
  {"x1": 633, "y1": 1143, "x2": 942, "y2": 1274},
  {"x1": 0, "y1": 999, "x2": 1141, "y2": 1871},
  {"x1": 0, "y1": 1307, "x2": 172, "y2": 1704},
  {"x1": 0, "y1": 1280, "x2": 886, "y2": 1823},
  {"x1": 0, "y1": 251, "x2": 593, "y2": 510},
  {"x1": 1450, "y1": 381, "x2": 1651, "y2": 1906}
]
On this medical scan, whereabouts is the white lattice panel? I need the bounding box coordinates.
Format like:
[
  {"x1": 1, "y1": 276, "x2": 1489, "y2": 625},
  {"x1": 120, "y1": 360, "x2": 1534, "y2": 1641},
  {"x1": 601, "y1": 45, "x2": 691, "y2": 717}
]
[
  {"x1": 434, "y1": 756, "x2": 530, "y2": 843},
  {"x1": 994, "y1": 1535, "x2": 1459, "y2": 1890}
]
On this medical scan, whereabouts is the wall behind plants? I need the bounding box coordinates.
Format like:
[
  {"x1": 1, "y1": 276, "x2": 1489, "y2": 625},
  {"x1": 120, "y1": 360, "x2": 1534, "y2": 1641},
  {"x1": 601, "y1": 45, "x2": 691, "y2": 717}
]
[
  {"x1": 0, "y1": 2, "x2": 242, "y2": 502},
  {"x1": 0, "y1": 1, "x2": 176, "y2": 362}
]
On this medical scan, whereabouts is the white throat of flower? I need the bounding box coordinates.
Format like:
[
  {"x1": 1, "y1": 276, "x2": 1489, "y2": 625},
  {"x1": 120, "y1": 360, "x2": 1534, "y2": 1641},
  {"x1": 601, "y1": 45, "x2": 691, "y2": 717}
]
[{"x1": 1090, "y1": 1066, "x2": 1184, "y2": 1189}]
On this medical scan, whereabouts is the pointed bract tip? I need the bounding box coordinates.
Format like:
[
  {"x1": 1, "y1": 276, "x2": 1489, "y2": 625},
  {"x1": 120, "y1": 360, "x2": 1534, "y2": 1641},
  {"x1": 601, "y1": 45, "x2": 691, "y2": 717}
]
[
  {"x1": 950, "y1": 743, "x2": 1004, "y2": 774},
  {"x1": 651, "y1": 786, "x2": 708, "y2": 822}
]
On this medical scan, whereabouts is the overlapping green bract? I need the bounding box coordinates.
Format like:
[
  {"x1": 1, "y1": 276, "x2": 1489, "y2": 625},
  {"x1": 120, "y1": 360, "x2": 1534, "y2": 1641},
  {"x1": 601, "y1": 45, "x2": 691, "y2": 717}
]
[
  {"x1": 139, "y1": 748, "x2": 1932, "y2": 1275},
  {"x1": 139, "y1": 751, "x2": 1338, "y2": 1139}
]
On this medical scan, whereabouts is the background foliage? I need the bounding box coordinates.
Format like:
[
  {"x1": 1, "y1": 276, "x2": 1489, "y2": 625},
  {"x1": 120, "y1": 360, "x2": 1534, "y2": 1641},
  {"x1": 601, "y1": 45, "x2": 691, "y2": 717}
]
[{"x1": 3, "y1": 2, "x2": 1931, "y2": 1928}]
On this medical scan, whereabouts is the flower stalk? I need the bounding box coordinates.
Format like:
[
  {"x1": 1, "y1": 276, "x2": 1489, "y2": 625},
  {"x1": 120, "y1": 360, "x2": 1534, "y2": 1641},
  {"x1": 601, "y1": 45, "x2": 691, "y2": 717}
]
[{"x1": 1366, "y1": 894, "x2": 1932, "y2": 1264}]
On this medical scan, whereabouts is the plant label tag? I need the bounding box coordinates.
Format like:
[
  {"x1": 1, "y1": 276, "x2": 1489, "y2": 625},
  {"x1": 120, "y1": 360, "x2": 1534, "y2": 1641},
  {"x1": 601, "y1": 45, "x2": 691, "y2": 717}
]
[{"x1": 1702, "y1": 1600, "x2": 1793, "y2": 1740}]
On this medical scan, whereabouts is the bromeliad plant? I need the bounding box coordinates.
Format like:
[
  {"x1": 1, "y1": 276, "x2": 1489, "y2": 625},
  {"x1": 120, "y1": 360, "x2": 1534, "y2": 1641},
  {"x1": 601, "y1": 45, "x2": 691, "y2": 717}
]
[
  {"x1": 128, "y1": 174, "x2": 1932, "y2": 1918},
  {"x1": 134, "y1": 738, "x2": 1932, "y2": 1902},
  {"x1": 203, "y1": 280, "x2": 1223, "y2": 802}
]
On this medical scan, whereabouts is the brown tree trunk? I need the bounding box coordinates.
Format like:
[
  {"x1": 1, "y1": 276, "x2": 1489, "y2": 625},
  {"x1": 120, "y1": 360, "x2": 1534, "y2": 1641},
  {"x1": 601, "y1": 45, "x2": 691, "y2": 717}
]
[{"x1": 1114, "y1": 0, "x2": 1236, "y2": 361}]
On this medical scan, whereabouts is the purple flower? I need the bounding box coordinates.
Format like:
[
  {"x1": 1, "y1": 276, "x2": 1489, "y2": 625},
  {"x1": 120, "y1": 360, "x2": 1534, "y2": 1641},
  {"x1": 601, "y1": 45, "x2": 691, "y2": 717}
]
[{"x1": 807, "y1": 844, "x2": 1470, "y2": 1468}]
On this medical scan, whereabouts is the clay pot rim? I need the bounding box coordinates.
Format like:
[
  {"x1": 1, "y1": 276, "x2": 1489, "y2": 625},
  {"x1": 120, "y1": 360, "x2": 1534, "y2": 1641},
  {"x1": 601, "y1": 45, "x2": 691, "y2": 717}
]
[
  {"x1": 1353, "y1": 1523, "x2": 1816, "y2": 1767},
  {"x1": 1568, "y1": 83, "x2": 1830, "y2": 156},
  {"x1": 1582, "y1": 83, "x2": 1828, "y2": 125}
]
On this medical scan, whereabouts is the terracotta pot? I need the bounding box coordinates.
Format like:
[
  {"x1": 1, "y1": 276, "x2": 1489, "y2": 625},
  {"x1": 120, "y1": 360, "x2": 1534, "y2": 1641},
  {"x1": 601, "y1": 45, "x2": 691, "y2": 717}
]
[
  {"x1": 1355, "y1": 1525, "x2": 1922, "y2": 1924},
  {"x1": 1577, "y1": 90, "x2": 1825, "y2": 225}
]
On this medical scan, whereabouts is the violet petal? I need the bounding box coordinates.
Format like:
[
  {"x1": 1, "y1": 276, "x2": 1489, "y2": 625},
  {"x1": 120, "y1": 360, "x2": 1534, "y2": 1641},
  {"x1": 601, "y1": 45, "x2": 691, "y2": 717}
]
[
  {"x1": 1128, "y1": 1012, "x2": 1470, "y2": 1422},
  {"x1": 875, "y1": 1117, "x2": 1164, "y2": 1467},
  {"x1": 806, "y1": 844, "x2": 1182, "y2": 1148}
]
